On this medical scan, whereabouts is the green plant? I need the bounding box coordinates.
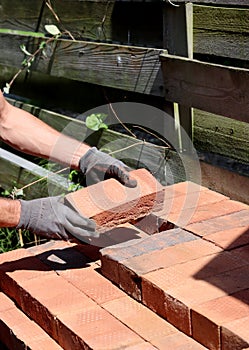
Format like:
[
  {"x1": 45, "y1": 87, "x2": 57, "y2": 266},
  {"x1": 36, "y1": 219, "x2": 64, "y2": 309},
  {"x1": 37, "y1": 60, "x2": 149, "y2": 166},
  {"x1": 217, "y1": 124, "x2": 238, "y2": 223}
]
[
  {"x1": 86, "y1": 113, "x2": 108, "y2": 131},
  {"x1": 3, "y1": 24, "x2": 62, "y2": 95}
]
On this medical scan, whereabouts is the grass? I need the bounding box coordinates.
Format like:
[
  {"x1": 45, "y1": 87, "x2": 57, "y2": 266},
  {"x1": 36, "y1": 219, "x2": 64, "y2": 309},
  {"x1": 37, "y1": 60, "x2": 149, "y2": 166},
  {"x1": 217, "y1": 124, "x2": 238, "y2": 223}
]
[{"x1": 0, "y1": 227, "x2": 21, "y2": 253}]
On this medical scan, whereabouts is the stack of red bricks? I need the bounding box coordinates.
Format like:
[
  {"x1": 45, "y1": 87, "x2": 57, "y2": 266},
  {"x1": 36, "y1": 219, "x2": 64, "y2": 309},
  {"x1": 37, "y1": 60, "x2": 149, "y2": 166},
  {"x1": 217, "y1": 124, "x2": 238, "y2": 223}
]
[{"x1": 0, "y1": 169, "x2": 249, "y2": 349}]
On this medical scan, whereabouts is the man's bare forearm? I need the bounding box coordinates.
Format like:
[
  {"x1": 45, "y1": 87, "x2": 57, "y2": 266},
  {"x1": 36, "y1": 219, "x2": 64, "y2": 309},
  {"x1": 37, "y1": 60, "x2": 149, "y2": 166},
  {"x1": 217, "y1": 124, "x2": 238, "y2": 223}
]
[
  {"x1": 0, "y1": 91, "x2": 90, "y2": 169},
  {"x1": 0, "y1": 198, "x2": 21, "y2": 227}
]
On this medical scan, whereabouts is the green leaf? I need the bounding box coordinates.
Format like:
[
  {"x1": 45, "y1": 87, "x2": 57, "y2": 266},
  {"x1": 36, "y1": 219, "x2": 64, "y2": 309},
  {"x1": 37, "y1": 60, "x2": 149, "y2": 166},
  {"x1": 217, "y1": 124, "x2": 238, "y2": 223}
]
[
  {"x1": 99, "y1": 123, "x2": 108, "y2": 130},
  {"x1": 86, "y1": 113, "x2": 108, "y2": 131},
  {"x1": 45, "y1": 24, "x2": 61, "y2": 36}
]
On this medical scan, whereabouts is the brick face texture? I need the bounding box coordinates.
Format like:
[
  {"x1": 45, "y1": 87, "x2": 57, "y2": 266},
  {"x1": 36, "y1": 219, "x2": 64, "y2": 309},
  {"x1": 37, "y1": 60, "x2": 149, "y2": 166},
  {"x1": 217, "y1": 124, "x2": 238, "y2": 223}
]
[
  {"x1": 65, "y1": 168, "x2": 164, "y2": 230},
  {"x1": 0, "y1": 178, "x2": 249, "y2": 349}
]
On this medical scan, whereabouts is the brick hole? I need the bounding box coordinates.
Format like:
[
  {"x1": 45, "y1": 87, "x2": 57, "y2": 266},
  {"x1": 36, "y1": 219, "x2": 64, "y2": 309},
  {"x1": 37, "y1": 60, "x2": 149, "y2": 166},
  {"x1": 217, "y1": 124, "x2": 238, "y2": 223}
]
[{"x1": 131, "y1": 213, "x2": 175, "y2": 235}]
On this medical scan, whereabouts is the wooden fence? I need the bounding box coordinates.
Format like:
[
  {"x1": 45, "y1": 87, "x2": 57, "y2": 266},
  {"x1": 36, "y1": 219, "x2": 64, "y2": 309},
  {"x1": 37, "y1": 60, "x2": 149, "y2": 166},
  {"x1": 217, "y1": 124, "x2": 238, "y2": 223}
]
[{"x1": 0, "y1": 0, "x2": 248, "y2": 200}]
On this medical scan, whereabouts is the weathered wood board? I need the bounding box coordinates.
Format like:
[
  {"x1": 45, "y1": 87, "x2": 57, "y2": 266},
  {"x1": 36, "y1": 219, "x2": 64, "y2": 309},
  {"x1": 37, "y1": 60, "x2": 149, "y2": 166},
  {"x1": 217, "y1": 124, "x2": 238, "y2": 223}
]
[
  {"x1": 5, "y1": 97, "x2": 190, "y2": 185},
  {"x1": 0, "y1": 0, "x2": 43, "y2": 32},
  {"x1": 0, "y1": 32, "x2": 165, "y2": 96},
  {"x1": 193, "y1": 5, "x2": 249, "y2": 60},
  {"x1": 194, "y1": 109, "x2": 249, "y2": 164},
  {"x1": 160, "y1": 53, "x2": 249, "y2": 124},
  {"x1": 0, "y1": 1, "x2": 163, "y2": 48},
  {"x1": 6, "y1": 85, "x2": 249, "y2": 167},
  {"x1": 2, "y1": 2, "x2": 249, "y2": 63}
]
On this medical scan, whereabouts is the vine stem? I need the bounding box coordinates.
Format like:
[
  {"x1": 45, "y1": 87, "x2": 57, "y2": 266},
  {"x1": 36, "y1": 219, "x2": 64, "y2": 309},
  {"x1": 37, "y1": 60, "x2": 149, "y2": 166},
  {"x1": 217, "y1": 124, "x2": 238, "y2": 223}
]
[
  {"x1": 12, "y1": 166, "x2": 69, "y2": 197},
  {"x1": 45, "y1": 0, "x2": 75, "y2": 40},
  {"x1": 6, "y1": 34, "x2": 61, "y2": 92}
]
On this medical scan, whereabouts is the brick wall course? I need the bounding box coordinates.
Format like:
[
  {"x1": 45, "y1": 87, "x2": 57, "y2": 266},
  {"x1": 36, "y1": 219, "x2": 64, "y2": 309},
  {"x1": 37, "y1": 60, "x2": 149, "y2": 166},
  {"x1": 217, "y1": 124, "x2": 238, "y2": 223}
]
[
  {"x1": 0, "y1": 292, "x2": 62, "y2": 350},
  {"x1": 185, "y1": 210, "x2": 249, "y2": 237},
  {"x1": 192, "y1": 289, "x2": 249, "y2": 349}
]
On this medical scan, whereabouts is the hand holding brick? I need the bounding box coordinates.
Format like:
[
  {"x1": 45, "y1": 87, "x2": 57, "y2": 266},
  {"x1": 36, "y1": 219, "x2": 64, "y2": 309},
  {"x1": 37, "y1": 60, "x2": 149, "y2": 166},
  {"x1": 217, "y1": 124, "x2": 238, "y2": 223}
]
[{"x1": 65, "y1": 168, "x2": 164, "y2": 230}]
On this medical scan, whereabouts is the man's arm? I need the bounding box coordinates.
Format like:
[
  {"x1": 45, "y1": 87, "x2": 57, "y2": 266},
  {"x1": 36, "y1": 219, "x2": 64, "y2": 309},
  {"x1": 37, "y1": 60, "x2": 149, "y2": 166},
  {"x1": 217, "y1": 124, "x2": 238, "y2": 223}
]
[
  {"x1": 0, "y1": 198, "x2": 21, "y2": 227},
  {"x1": 0, "y1": 91, "x2": 90, "y2": 169}
]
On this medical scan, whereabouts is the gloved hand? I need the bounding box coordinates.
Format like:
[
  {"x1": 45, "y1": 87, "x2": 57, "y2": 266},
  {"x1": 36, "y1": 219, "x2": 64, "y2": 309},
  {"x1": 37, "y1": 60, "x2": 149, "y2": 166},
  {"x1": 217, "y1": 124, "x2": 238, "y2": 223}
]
[
  {"x1": 17, "y1": 196, "x2": 97, "y2": 242},
  {"x1": 79, "y1": 147, "x2": 137, "y2": 187}
]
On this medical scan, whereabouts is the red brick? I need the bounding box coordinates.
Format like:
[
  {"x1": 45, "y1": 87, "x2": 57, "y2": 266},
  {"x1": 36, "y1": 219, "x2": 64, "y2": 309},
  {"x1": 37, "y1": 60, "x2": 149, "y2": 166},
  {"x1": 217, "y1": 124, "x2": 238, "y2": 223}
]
[
  {"x1": 60, "y1": 264, "x2": 126, "y2": 304},
  {"x1": 101, "y1": 253, "x2": 120, "y2": 286},
  {"x1": 167, "y1": 181, "x2": 207, "y2": 195},
  {"x1": 142, "y1": 249, "x2": 245, "y2": 302},
  {"x1": 186, "y1": 210, "x2": 249, "y2": 237},
  {"x1": 222, "y1": 316, "x2": 249, "y2": 350},
  {"x1": 0, "y1": 293, "x2": 62, "y2": 350},
  {"x1": 0, "y1": 248, "x2": 32, "y2": 265},
  {"x1": 100, "y1": 228, "x2": 196, "y2": 263},
  {"x1": 65, "y1": 168, "x2": 164, "y2": 230},
  {"x1": 232, "y1": 245, "x2": 249, "y2": 264},
  {"x1": 168, "y1": 200, "x2": 248, "y2": 228},
  {"x1": 142, "y1": 279, "x2": 168, "y2": 319},
  {"x1": 21, "y1": 273, "x2": 96, "y2": 317},
  {"x1": 1, "y1": 271, "x2": 97, "y2": 345},
  {"x1": 58, "y1": 304, "x2": 144, "y2": 349},
  {"x1": 0, "y1": 254, "x2": 144, "y2": 350},
  {"x1": 125, "y1": 343, "x2": 158, "y2": 350},
  {"x1": 0, "y1": 255, "x2": 52, "y2": 283},
  {"x1": 205, "y1": 265, "x2": 249, "y2": 295},
  {"x1": 151, "y1": 331, "x2": 207, "y2": 349},
  {"x1": 124, "y1": 239, "x2": 222, "y2": 275},
  {"x1": 163, "y1": 278, "x2": 227, "y2": 336},
  {"x1": 0, "y1": 291, "x2": 16, "y2": 312},
  {"x1": 118, "y1": 263, "x2": 142, "y2": 300},
  {"x1": 27, "y1": 240, "x2": 75, "y2": 255},
  {"x1": 191, "y1": 200, "x2": 248, "y2": 223},
  {"x1": 158, "y1": 188, "x2": 228, "y2": 219},
  {"x1": 192, "y1": 289, "x2": 249, "y2": 349},
  {"x1": 192, "y1": 311, "x2": 220, "y2": 349},
  {"x1": 204, "y1": 227, "x2": 249, "y2": 250},
  {"x1": 102, "y1": 296, "x2": 177, "y2": 342}
]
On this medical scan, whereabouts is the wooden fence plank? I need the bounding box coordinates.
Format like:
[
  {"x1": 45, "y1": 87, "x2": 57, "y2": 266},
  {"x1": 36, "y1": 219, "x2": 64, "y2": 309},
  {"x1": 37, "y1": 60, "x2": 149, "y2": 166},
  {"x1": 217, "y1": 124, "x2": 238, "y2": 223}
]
[
  {"x1": 163, "y1": 2, "x2": 194, "y2": 149},
  {"x1": 194, "y1": 5, "x2": 249, "y2": 33},
  {"x1": 0, "y1": 1, "x2": 163, "y2": 48},
  {"x1": 2, "y1": 2, "x2": 249, "y2": 62},
  {"x1": 7, "y1": 90, "x2": 249, "y2": 167},
  {"x1": 40, "y1": 0, "x2": 115, "y2": 42},
  {"x1": 194, "y1": 30, "x2": 249, "y2": 60},
  {"x1": 6, "y1": 97, "x2": 187, "y2": 184},
  {"x1": 48, "y1": 40, "x2": 165, "y2": 95},
  {"x1": 0, "y1": 32, "x2": 165, "y2": 96},
  {"x1": 193, "y1": 5, "x2": 249, "y2": 59},
  {"x1": 0, "y1": 0, "x2": 43, "y2": 32},
  {"x1": 160, "y1": 54, "x2": 249, "y2": 123}
]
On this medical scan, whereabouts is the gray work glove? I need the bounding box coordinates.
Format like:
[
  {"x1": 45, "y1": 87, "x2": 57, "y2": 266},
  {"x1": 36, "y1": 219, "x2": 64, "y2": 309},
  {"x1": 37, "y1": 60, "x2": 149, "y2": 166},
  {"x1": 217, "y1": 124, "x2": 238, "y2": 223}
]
[
  {"x1": 79, "y1": 147, "x2": 137, "y2": 187},
  {"x1": 17, "y1": 196, "x2": 97, "y2": 241}
]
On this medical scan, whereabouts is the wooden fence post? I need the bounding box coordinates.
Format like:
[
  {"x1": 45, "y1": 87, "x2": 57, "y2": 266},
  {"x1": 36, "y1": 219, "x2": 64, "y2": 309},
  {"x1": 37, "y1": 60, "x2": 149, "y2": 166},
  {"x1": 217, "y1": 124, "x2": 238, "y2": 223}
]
[{"x1": 163, "y1": 2, "x2": 193, "y2": 151}]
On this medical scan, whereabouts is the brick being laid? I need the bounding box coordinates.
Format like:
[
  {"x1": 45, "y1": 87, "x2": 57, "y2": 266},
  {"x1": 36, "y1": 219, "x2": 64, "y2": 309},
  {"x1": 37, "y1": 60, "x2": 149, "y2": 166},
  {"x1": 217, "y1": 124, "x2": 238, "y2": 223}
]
[{"x1": 65, "y1": 168, "x2": 164, "y2": 231}]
